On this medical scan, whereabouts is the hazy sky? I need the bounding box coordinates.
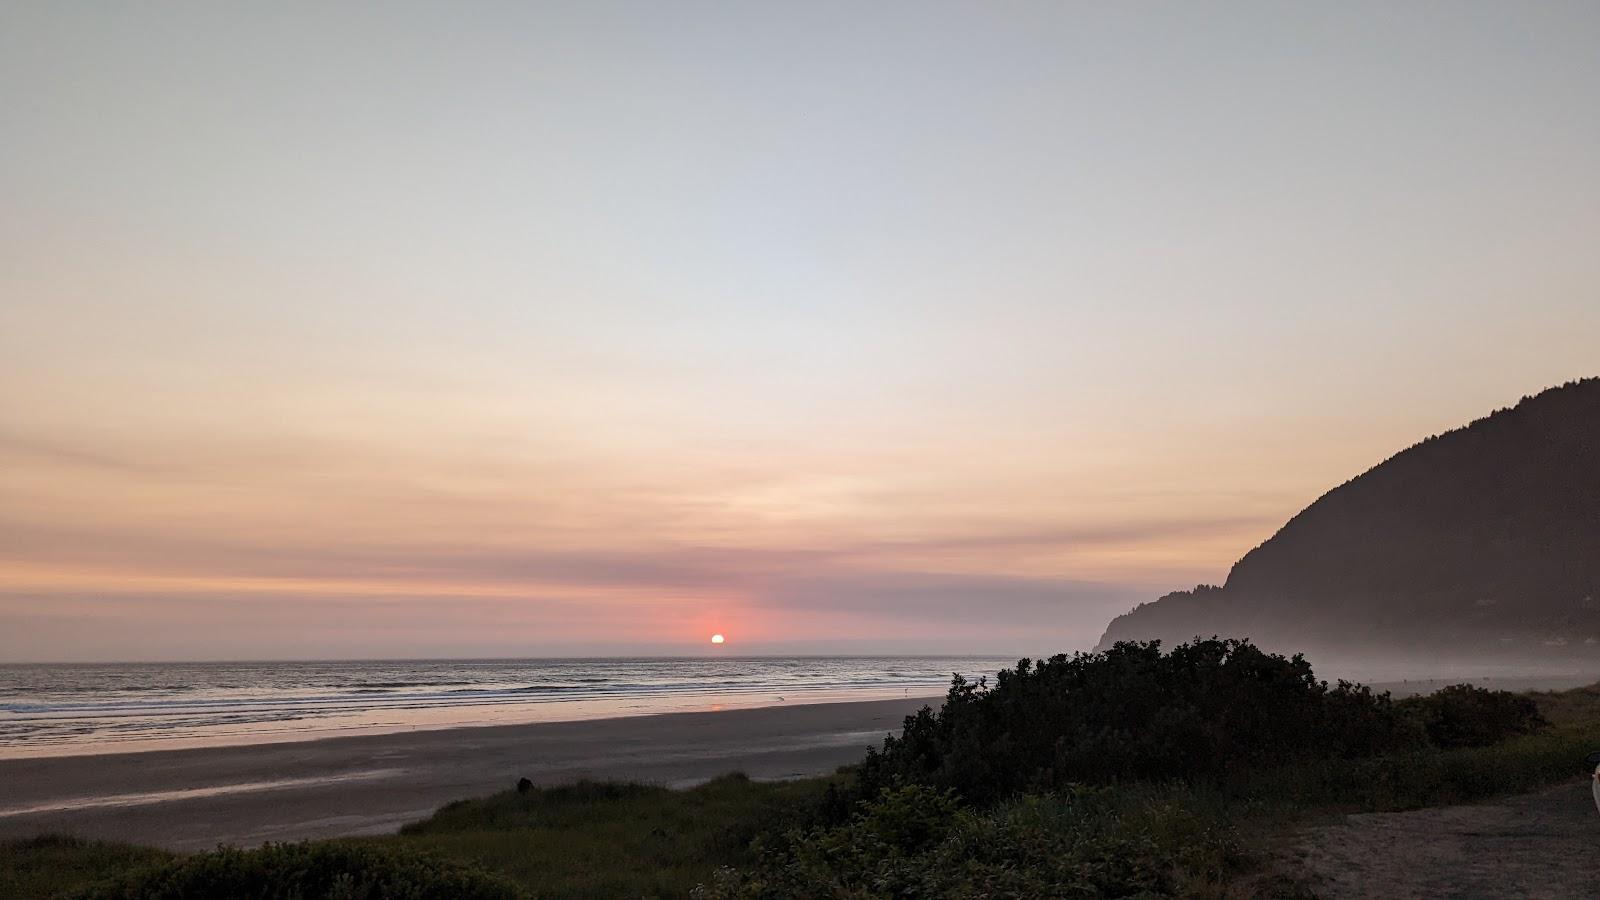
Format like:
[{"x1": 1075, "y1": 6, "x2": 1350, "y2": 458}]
[{"x1": 3, "y1": 2, "x2": 1597, "y2": 661}]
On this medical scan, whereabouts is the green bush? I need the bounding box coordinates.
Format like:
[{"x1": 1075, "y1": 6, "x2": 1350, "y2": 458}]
[
  {"x1": 692, "y1": 783, "x2": 1244, "y2": 899},
  {"x1": 75, "y1": 840, "x2": 525, "y2": 900},
  {"x1": 692, "y1": 666, "x2": 1594, "y2": 899},
  {"x1": 855, "y1": 638, "x2": 1424, "y2": 806},
  {"x1": 1396, "y1": 683, "x2": 1548, "y2": 749}
]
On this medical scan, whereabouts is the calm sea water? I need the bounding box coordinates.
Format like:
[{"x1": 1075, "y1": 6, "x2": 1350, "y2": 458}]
[{"x1": 0, "y1": 656, "x2": 1017, "y2": 758}]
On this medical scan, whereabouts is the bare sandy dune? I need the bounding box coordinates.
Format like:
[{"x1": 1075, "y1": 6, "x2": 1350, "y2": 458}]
[{"x1": 1294, "y1": 780, "x2": 1600, "y2": 899}]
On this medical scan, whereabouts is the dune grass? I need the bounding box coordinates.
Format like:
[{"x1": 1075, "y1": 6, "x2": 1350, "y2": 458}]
[
  {"x1": 364, "y1": 773, "x2": 842, "y2": 899},
  {"x1": 0, "y1": 776, "x2": 827, "y2": 900},
  {"x1": 4, "y1": 681, "x2": 1597, "y2": 899},
  {"x1": 0, "y1": 834, "x2": 172, "y2": 899}
]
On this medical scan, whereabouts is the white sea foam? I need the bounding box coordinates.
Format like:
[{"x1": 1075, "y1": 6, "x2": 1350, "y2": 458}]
[{"x1": 0, "y1": 656, "x2": 1013, "y2": 757}]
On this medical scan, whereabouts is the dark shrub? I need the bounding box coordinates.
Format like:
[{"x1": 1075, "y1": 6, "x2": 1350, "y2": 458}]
[
  {"x1": 693, "y1": 783, "x2": 1242, "y2": 899},
  {"x1": 855, "y1": 638, "x2": 1425, "y2": 805},
  {"x1": 77, "y1": 840, "x2": 525, "y2": 900},
  {"x1": 1397, "y1": 683, "x2": 1548, "y2": 748}
]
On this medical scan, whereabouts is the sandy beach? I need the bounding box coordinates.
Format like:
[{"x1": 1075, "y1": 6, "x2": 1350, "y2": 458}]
[
  {"x1": 0, "y1": 696, "x2": 935, "y2": 851},
  {"x1": 1367, "y1": 674, "x2": 1600, "y2": 698}
]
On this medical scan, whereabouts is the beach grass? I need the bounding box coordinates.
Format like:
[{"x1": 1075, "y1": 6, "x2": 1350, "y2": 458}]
[
  {"x1": 367, "y1": 773, "x2": 843, "y2": 899},
  {"x1": 5, "y1": 681, "x2": 1597, "y2": 899},
  {"x1": 0, "y1": 776, "x2": 826, "y2": 899},
  {"x1": 0, "y1": 834, "x2": 171, "y2": 899}
]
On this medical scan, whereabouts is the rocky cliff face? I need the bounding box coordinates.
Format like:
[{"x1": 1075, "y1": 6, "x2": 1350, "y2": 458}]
[{"x1": 1096, "y1": 379, "x2": 1600, "y2": 659}]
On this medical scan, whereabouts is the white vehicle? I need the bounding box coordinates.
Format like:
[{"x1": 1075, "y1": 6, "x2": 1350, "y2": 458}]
[{"x1": 1589, "y1": 752, "x2": 1600, "y2": 815}]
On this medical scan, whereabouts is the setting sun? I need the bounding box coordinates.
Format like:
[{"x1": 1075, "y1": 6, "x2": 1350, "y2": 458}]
[{"x1": 710, "y1": 634, "x2": 725, "y2": 645}]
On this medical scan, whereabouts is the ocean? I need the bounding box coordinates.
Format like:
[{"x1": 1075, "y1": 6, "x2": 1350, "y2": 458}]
[{"x1": 0, "y1": 656, "x2": 1018, "y2": 758}]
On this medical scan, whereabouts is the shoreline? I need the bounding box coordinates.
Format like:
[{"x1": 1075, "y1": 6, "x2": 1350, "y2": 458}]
[
  {"x1": 0, "y1": 684, "x2": 947, "y2": 761},
  {"x1": 0, "y1": 694, "x2": 939, "y2": 851},
  {"x1": 1, "y1": 655, "x2": 1019, "y2": 761}
]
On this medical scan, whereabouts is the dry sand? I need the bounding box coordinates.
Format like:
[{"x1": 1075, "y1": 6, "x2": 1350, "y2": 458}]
[
  {"x1": 1367, "y1": 674, "x2": 1600, "y2": 699},
  {"x1": 0, "y1": 696, "x2": 934, "y2": 851}
]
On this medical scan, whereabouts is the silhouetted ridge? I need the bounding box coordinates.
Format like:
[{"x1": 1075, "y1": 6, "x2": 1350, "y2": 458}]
[{"x1": 1096, "y1": 379, "x2": 1600, "y2": 658}]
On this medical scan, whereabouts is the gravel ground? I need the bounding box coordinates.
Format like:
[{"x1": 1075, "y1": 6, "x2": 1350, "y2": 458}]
[{"x1": 1293, "y1": 779, "x2": 1600, "y2": 899}]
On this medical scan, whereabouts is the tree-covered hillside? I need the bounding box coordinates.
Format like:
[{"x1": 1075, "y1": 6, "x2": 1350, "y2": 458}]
[{"x1": 1098, "y1": 378, "x2": 1600, "y2": 658}]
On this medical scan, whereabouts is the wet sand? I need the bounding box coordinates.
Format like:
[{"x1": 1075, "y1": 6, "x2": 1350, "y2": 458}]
[{"x1": 0, "y1": 696, "x2": 935, "y2": 851}]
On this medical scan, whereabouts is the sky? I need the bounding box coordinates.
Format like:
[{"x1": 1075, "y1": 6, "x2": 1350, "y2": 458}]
[{"x1": 2, "y1": 2, "x2": 1597, "y2": 661}]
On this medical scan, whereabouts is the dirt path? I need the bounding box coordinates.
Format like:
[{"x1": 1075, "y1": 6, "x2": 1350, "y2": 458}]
[{"x1": 1293, "y1": 779, "x2": 1600, "y2": 899}]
